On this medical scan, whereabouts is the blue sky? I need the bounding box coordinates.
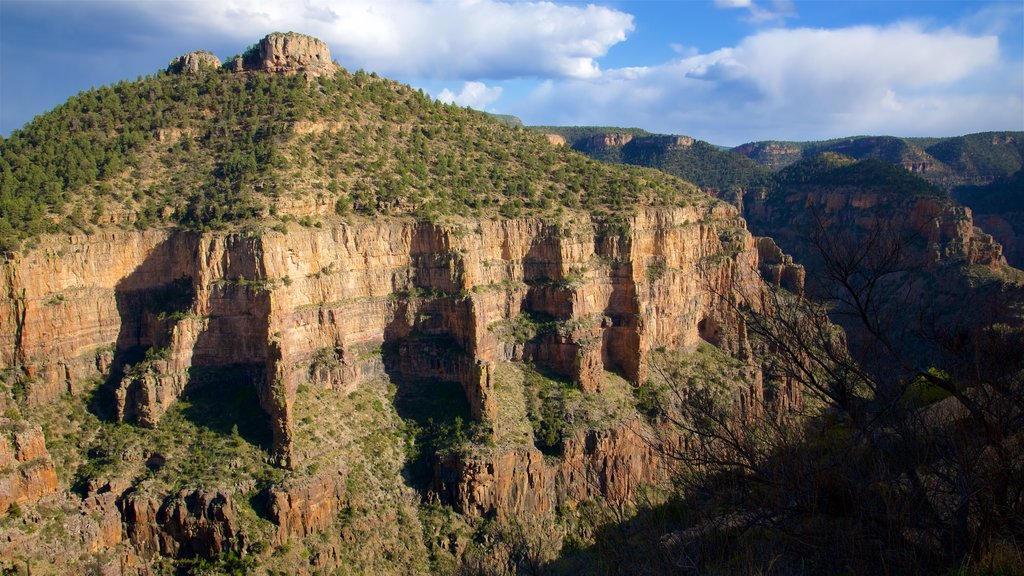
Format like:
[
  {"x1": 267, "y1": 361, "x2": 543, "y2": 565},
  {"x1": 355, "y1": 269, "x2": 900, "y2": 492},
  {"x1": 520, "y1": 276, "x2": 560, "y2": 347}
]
[{"x1": 1, "y1": 0, "x2": 1021, "y2": 145}]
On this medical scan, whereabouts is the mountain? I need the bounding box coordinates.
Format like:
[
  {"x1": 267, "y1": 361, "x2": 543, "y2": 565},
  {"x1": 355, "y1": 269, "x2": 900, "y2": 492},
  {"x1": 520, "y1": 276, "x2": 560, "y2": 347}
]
[
  {"x1": 0, "y1": 33, "x2": 802, "y2": 574},
  {"x1": 1, "y1": 32, "x2": 1020, "y2": 576},
  {"x1": 533, "y1": 126, "x2": 771, "y2": 205},
  {"x1": 528, "y1": 126, "x2": 1024, "y2": 574},
  {"x1": 541, "y1": 124, "x2": 1020, "y2": 357},
  {"x1": 732, "y1": 133, "x2": 1024, "y2": 266},
  {"x1": 731, "y1": 132, "x2": 1024, "y2": 187}
]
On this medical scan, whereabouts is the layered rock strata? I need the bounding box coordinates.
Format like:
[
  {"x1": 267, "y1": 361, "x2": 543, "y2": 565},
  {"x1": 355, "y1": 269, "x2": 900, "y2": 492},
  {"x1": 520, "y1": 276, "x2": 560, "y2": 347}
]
[
  {"x1": 121, "y1": 489, "x2": 240, "y2": 558},
  {"x1": 0, "y1": 206, "x2": 787, "y2": 469},
  {"x1": 435, "y1": 418, "x2": 679, "y2": 519},
  {"x1": 0, "y1": 419, "x2": 58, "y2": 514},
  {"x1": 225, "y1": 32, "x2": 337, "y2": 77}
]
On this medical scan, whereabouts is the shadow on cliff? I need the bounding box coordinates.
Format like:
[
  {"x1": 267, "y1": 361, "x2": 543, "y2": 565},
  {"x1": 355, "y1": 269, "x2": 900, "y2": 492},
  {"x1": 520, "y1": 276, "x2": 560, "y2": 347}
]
[
  {"x1": 380, "y1": 301, "x2": 472, "y2": 491},
  {"x1": 540, "y1": 498, "x2": 688, "y2": 575},
  {"x1": 88, "y1": 233, "x2": 273, "y2": 453},
  {"x1": 88, "y1": 234, "x2": 191, "y2": 423}
]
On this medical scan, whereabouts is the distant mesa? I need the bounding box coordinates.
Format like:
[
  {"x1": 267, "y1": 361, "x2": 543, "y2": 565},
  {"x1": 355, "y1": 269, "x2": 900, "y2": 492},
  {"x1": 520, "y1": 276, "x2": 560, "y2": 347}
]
[
  {"x1": 584, "y1": 133, "x2": 695, "y2": 150},
  {"x1": 168, "y1": 32, "x2": 338, "y2": 77}
]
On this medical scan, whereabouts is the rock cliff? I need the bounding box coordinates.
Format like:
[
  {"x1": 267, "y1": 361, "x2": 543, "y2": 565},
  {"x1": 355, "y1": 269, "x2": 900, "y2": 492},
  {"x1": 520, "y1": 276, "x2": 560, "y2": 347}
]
[
  {"x1": 167, "y1": 51, "x2": 222, "y2": 75},
  {"x1": 227, "y1": 32, "x2": 337, "y2": 76},
  {"x1": 0, "y1": 31, "x2": 812, "y2": 571},
  {"x1": 122, "y1": 489, "x2": 240, "y2": 558},
  {"x1": 0, "y1": 419, "x2": 57, "y2": 514},
  {"x1": 0, "y1": 198, "x2": 796, "y2": 565},
  {"x1": 1, "y1": 203, "x2": 775, "y2": 466}
]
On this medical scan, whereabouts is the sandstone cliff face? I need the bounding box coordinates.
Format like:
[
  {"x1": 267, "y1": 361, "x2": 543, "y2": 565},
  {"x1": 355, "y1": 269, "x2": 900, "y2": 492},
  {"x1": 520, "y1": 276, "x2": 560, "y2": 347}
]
[
  {"x1": 227, "y1": 32, "x2": 338, "y2": 77},
  {"x1": 267, "y1": 469, "x2": 347, "y2": 545},
  {"x1": 584, "y1": 133, "x2": 634, "y2": 149},
  {"x1": 1, "y1": 205, "x2": 777, "y2": 454},
  {"x1": 544, "y1": 134, "x2": 567, "y2": 147},
  {"x1": 121, "y1": 489, "x2": 239, "y2": 558},
  {"x1": 731, "y1": 142, "x2": 803, "y2": 171},
  {"x1": 0, "y1": 420, "x2": 57, "y2": 514},
  {"x1": 741, "y1": 181, "x2": 1007, "y2": 274},
  {"x1": 579, "y1": 134, "x2": 695, "y2": 154},
  {"x1": 0, "y1": 201, "x2": 794, "y2": 562},
  {"x1": 633, "y1": 135, "x2": 695, "y2": 149},
  {"x1": 435, "y1": 418, "x2": 676, "y2": 519}
]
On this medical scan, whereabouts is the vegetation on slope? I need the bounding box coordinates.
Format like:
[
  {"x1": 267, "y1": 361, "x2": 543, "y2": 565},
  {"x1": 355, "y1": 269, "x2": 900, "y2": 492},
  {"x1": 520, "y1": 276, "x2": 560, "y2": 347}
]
[
  {"x1": 925, "y1": 132, "x2": 1024, "y2": 182},
  {"x1": 0, "y1": 68, "x2": 704, "y2": 253},
  {"x1": 774, "y1": 153, "x2": 945, "y2": 196},
  {"x1": 732, "y1": 132, "x2": 1023, "y2": 190},
  {"x1": 530, "y1": 126, "x2": 653, "y2": 145},
  {"x1": 531, "y1": 126, "x2": 772, "y2": 195}
]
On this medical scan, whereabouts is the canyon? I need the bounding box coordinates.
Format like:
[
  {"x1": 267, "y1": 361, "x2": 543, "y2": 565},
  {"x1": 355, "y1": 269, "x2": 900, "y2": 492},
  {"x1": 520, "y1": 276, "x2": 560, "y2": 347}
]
[
  {"x1": 1, "y1": 30, "x2": 1017, "y2": 575},
  {"x1": 0, "y1": 201, "x2": 800, "y2": 571}
]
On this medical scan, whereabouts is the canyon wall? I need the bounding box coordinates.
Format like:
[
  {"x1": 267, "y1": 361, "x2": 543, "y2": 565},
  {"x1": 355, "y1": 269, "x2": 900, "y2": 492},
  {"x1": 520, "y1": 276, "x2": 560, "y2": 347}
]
[
  {"x1": 0, "y1": 203, "x2": 796, "y2": 563},
  {"x1": 1, "y1": 205, "x2": 775, "y2": 463}
]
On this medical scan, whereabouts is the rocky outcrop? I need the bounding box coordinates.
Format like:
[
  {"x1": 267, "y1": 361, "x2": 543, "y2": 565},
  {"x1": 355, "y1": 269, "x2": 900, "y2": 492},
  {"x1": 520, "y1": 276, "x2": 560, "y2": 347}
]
[
  {"x1": 544, "y1": 134, "x2": 567, "y2": 147},
  {"x1": 579, "y1": 134, "x2": 694, "y2": 153},
  {"x1": 167, "y1": 51, "x2": 222, "y2": 74},
  {"x1": 744, "y1": 188, "x2": 1006, "y2": 271},
  {"x1": 435, "y1": 418, "x2": 678, "y2": 519},
  {"x1": 755, "y1": 237, "x2": 805, "y2": 294},
  {"x1": 584, "y1": 133, "x2": 634, "y2": 149},
  {"x1": 0, "y1": 419, "x2": 58, "y2": 514},
  {"x1": 974, "y1": 214, "x2": 1022, "y2": 268},
  {"x1": 633, "y1": 135, "x2": 694, "y2": 149},
  {"x1": 121, "y1": 489, "x2": 240, "y2": 558},
  {"x1": 229, "y1": 32, "x2": 337, "y2": 77},
  {"x1": 731, "y1": 141, "x2": 803, "y2": 171},
  {"x1": 267, "y1": 469, "x2": 347, "y2": 545}
]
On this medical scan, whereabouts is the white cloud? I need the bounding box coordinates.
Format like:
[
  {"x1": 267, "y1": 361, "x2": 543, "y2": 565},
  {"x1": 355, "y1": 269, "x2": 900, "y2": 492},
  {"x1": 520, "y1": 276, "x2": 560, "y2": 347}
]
[
  {"x1": 137, "y1": 0, "x2": 633, "y2": 80},
  {"x1": 714, "y1": 0, "x2": 753, "y2": 8},
  {"x1": 438, "y1": 81, "x2": 503, "y2": 109},
  {"x1": 511, "y1": 23, "x2": 1020, "y2": 145},
  {"x1": 714, "y1": 0, "x2": 795, "y2": 24}
]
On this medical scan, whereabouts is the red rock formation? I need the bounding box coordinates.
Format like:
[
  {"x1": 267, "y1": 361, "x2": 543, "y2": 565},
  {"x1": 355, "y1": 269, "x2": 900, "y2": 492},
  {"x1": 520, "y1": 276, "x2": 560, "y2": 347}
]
[
  {"x1": 0, "y1": 205, "x2": 788, "y2": 473},
  {"x1": 268, "y1": 469, "x2": 347, "y2": 545},
  {"x1": 0, "y1": 420, "x2": 58, "y2": 514},
  {"x1": 435, "y1": 418, "x2": 680, "y2": 519},
  {"x1": 755, "y1": 236, "x2": 805, "y2": 294},
  {"x1": 122, "y1": 489, "x2": 239, "y2": 558},
  {"x1": 227, "y1": 32, "x2": 338, "y2": 77}
]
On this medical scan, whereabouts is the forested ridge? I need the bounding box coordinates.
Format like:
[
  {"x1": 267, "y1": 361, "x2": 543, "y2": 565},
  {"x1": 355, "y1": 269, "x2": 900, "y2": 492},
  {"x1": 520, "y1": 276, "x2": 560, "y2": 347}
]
[{"x1": 0, "y1": 66, "x2": 705, "y2": 252}]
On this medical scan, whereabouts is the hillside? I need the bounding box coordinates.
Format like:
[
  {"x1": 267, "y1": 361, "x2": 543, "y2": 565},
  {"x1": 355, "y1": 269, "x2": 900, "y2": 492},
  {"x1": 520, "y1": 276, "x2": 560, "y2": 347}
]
[
  {"x1": 730, "y1": 132, "x2": 1024, "y2": 267},
  {"x1": 1, "y1": 32, "x2": 1021, "y2": 576},
  {"x1": 530, "y1": 126, "x2": 771, "y2": 203},
  {"x1": 731, "y1": 132, "x2": 1023, "y2": 185},
  {"x1": 0, "y1": 33, "x2": 805, "y2": 575},
  {"x1": 0, "y1": 42, "x2": 701, "y2": 255},
  {"x1": 530, "y1": 126, "x2": 1024, "y2": 574}
]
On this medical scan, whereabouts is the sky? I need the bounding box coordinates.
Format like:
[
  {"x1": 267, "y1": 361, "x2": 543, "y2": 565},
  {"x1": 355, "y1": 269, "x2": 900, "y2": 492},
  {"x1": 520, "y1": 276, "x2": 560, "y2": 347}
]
[{"x1": 1, "y1": 0, "x2": 1022, "y2": 146}]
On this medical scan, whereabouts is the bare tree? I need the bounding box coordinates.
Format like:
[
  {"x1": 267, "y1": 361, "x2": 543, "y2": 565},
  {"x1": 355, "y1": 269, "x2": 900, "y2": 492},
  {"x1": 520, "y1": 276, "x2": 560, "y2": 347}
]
[{"x1": 646, "y1": 214, "x2": 1024, "y2": 574}]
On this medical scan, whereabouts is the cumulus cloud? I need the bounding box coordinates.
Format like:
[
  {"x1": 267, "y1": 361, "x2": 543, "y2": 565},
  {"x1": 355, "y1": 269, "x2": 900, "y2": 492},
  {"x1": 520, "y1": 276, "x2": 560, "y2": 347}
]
[
  {"x1": 512, "y1": 23, "x2": 1020, "y2": 145},
  {"x1": 134, "y1": 0, "x2": 633, "y2": 80},
  {"x1": 438, "y1": 81, "x2": 503, "y2": 109}
]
